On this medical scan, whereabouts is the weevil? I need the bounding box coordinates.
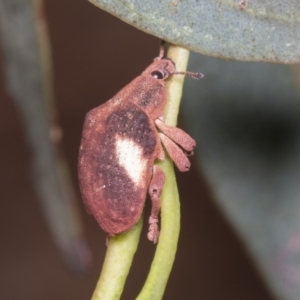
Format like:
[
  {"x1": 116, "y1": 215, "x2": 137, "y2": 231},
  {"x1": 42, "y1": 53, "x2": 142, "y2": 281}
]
[{"x1": 78, "y1": 42, "x2": 202, "y2": 243}]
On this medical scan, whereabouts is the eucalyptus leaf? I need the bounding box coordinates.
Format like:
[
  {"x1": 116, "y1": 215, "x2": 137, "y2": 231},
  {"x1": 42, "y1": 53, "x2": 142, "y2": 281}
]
[
  {"x1": 183, "y1": 53, "x2": 300, "y2": 300},
  {"x1": 90, "y1": 0, "x2": 300, "y2": 63},
  {"x1": 0, "y1": 0, "x2": 91, "y2": 271}
]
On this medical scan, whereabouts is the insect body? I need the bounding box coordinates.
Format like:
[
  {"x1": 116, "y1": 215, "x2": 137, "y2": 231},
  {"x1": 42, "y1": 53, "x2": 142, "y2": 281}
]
[{"x1": 78, "y1": 44, "x2": 202, "y2": 243}]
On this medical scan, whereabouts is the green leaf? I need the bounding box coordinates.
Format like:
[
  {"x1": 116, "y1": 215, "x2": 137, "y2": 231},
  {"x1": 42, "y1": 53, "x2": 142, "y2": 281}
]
[
  {"x1": 0, "y1": 0, "x2": 91, "y2": 271},
  {"x1": 89, "y1": 0, "x2": 300, "y2": 63},
  {"x1": 183, "y1": 53, "x2": 300, "y2": 300}
]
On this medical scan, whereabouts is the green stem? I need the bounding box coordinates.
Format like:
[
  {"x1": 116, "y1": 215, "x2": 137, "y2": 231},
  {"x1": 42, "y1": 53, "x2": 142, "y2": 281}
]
[
  {"x1": 136, "y1": 45, "x2": 190, "y2": 300},
  {"x1": 90, "y1": 45, "x2": 190, "y2": 300},
  {"x1": 91, "y1": 218, "x2": 143, "y2": 300}
]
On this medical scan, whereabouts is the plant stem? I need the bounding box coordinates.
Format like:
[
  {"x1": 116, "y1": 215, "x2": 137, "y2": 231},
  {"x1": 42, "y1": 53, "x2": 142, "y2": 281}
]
[
  {"x1": 136, "y1": 45, "x2": 190, "y2": 300},
  {"x1": 90, "y1": 44, "x2": 190, "y2": 300},
  {"x1": 91, "y1": 218, "x2": 143, "y2": 300}
]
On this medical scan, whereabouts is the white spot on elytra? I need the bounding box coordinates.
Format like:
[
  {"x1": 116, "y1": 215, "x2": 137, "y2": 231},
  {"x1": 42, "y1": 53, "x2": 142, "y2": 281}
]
[{"x1": 115, "y1": 138, "x2": 147, "y2": 186}]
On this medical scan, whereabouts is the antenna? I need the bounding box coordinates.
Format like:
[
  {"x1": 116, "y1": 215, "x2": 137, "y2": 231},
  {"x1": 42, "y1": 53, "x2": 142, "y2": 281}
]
[
  {"x1": 174, "y1": 71, "x2": 204, "y2": 79},
  {"x1": 158, "y1": 40, "x2": 204, "y2": 79}
]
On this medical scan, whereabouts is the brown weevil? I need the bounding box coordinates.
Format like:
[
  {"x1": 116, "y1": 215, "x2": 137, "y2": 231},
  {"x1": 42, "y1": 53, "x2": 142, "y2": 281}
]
[{"x1": 78, "y1": 42, "x2": 203, "y2": 243}]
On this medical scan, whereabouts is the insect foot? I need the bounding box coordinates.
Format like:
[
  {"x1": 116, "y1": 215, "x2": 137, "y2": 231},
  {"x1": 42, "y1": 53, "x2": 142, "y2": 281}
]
[
  {"x1": 147, "y1": 165, "x2": 165, "y2": 243},
  {"x1": 148, "y1": 216, "x2": 159, "y2": 244}
]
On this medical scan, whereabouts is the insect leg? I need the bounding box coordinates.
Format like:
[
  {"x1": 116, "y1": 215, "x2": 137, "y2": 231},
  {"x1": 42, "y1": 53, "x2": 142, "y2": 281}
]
[
  {"x1": 155, "y1": 119, "x2": 196, "y2": 153},
  {"x1": 158, "y1": 133, "x2": 191, "y2": 172},
  {"x1": 148, "y1": 165, "x2": 165, "y2": 244}
]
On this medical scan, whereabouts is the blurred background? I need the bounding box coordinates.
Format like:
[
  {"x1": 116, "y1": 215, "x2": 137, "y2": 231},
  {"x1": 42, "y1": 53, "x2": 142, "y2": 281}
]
[{"x1": 0, "y1": 0, "x2": 275, "y2": 299}]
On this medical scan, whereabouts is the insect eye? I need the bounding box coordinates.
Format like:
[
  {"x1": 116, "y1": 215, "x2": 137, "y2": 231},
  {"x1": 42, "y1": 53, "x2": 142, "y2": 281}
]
[{"x1": 151, "y1": 71, "x2": 164, "y2": 79}]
